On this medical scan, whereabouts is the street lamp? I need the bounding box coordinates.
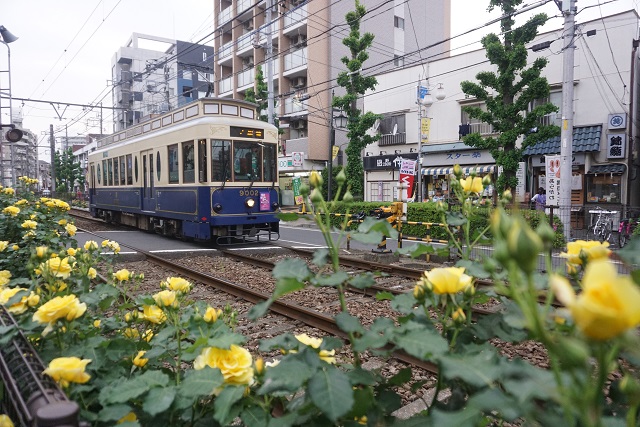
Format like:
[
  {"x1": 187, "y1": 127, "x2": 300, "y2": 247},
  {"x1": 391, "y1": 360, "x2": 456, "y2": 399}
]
[
  {"x1": 0, "y1": 25, "x2": 21, "y2": 188},
  {"x1": 328, "y1": 101, "x2": 348, "y2": 200},
  {"x1": 416, "y1": 82, "x2": 445, "y2": 202}
]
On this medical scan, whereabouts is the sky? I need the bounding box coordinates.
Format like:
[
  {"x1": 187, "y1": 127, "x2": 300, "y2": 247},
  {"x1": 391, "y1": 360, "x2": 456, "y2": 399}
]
[{"x1": 1, "y1": 0, "x2": 638, "y2": 156}]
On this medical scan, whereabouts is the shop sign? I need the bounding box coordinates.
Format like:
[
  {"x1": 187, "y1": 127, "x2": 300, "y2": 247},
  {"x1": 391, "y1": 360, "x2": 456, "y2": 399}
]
[
  {"x1": 606, "y1": 134, "x2": 626, "y2": 159},
  {"x1": 532, "y1": 153, "x2": 584, "y2": 167},
  {"x1": 545, "y1": 155, "x2": 561, "y2": 207},
  {"x1": 422, "y1": 150, "x2": 494, "y2": 167},
  {"x1": 292, "y1": 177, "x2": 304, "y2": 205},
  {"x1": 364, "y1": 153, "x2": 418, "y2": 171},
  {"x1": 515, "y1": 162, "x2": 526, "y2": 202},
  {"x1": 291, "y1": 152, "x2": 304, "y2": 167},
  {"x1": 399, "y1": 159, "x2": 417, "y2": 199}
]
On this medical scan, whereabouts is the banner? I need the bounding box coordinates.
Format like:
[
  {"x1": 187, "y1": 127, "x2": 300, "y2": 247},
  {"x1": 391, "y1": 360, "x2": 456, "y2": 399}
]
[
  {"x1": 292, "y1": 177, "x2": 303, "y2": 205},
  {"x1": 332, "y1": 145, "x2": 340, "y2": 160},
  {"x1": 420, "y1": 117, "x2": 431, "y2": 143},
  {"x1": 399, "y1": 158, "x2": 417, "y2": 199},
  {"x1": 545, "y1": 155, "x2": 561, "y2": 207}
]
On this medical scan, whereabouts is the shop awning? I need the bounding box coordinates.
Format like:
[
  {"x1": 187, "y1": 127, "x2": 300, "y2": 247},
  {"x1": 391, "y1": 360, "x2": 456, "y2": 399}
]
[
  {"x1": 421, "y1": 165, "x2": 495, "y2": 176},
  {"x1": 587, "y1": 164, "x2": 626, "y2": 174}
]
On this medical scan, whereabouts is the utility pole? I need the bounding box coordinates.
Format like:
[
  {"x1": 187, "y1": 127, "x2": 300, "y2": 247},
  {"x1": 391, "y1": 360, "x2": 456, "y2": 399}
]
[
  {"x1": 265, "y1": 0, "x2": 275, "y2": 125},
  {"x1": 49, "y1": 124, "x2": 56, "y2": 196},
  {"x1": 559, "y1": 0, "x2": 576, "y2": 241}
]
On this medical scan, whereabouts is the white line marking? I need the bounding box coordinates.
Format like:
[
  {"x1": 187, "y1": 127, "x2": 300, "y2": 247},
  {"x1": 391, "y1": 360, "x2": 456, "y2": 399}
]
[
  {"x1": 149, "y1": 248, "x2": 218, "y2": 253},
  {"x1": 278, "y1": 239, "x2": 324, "y2": 246}
]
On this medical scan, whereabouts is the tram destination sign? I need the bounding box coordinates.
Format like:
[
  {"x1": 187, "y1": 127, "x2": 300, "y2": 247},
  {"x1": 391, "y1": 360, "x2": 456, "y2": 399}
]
[{"x1": 230, "y1": 126, "x2": 264, "y2": 139}]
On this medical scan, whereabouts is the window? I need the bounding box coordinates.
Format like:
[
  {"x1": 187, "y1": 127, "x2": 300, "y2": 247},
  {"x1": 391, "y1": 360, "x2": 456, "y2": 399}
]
[
  {"x1": 97, "y1": 163, "x2": 101, "y2": 184},
  {"x1": 156, "y1": 151, "x2": 161, "y2": 181},
  {"x1": 380, "y1": 114, "x2": 406, "y2": 135},
  {"x1": 183, "y1": 141, "x2": 195, "y2": 183},
  {"x1": 586, "y1": 174, "x2": 621, "y2": 204},
  {"x1": 202, "y1": 52, "x2": 207, "y2": 62},
  {"x1": 113, "y1": 159, "x2": 119, "y2": 186},
  {"x1": 461, "y1": 103, "x2": 494, "y2": 135},
  {"x1": 530, "y1": 91, "x2": 562, "y2": 126},
  {"x1": 393, "y1": 55, "x2": 404, "y2": 67},
  {"x1": 263, "y1": 143, "x2": 277, "y2": 182},
  {"x1": 183, "y1": 86, "x2": 193, "y2": 99},
  {"x1": 198, "y1": 139, "x2": 208, "y2": 182},
  {"x1": 102, "y1": 160, "x2": 107, "y2": 185},
  {"x1": 119, "y1": 156, "x2": 126, "y2": 185},
  {"x1": 126, "y1": 155, "x2": 133, "y2": 185},
  {"x1": 394, "y1": 16, "x2": 404, "y2": 29},
  {"x1": 108, "y1": 159, "x2": 113, "y2": 186},
  {"x1": 134, "y1": 157, "x2": 139, "y2": 183},
  {"x1": 211, "y1": 140, "x2": 231, "y2": 181},
  {"x1": 168, "y1": 144, "x2": 179, "y2": 183},
  {"x1": 233, "y1": 141, "x2": 261, "y2": 182}
]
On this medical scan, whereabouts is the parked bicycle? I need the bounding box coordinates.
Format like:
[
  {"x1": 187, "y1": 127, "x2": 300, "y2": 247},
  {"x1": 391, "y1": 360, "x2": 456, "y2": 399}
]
[
  {"x1": 588, "y1": 208, "x2": 616, "y2": 243},
  {"x1": 618, "y1": 211, "x2": 639, "y2": 248}
]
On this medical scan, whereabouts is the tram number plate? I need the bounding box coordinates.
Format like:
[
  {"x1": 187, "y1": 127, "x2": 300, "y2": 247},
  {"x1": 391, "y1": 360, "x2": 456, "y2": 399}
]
[{"x1": 239, "y1": 189, "x2": 260, "y2": 196}]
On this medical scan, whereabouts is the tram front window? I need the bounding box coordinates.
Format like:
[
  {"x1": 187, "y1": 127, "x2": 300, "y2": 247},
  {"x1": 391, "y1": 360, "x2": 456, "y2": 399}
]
[{"x1": 234, "y1": 141, "x2": 262, "y2": 182}]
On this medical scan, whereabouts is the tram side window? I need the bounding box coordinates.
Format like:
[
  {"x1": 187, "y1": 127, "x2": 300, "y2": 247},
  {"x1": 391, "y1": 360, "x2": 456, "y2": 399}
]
[
  {"x1": 113, "y1": 159, "x2": 119, "y2": 186},
  {"x1": 183, "y1": 141, "x2": 195, "y2": 183},
  {"x1": 126, "y1": 155, "x2": 133, "y2": 185},
  {"x1": 119, "y1": 156, "x2": 126, "y2": 185},
  {"x1": 168, "y1": 144, "x2": 179, "y2": 183},
  {"x1": 263, "y1": 143, "x2": 276, "y2": 182},
  {"x1": 211, "y1": 140, "x2": 231, "y2": 181},
  {"x1": 234, "y1": 141, "x2": 261, "y2": 182},
  {"x1": 102, "y1": 160, "x2": 107, "y2": 185},
  {"x1": 108, "y1": 159, "x2": 113, "y2": 186},
  {"x1": 198, "y1": 139, "x2": 207, "y2": 182},
  {"x1": 97, "y1": 163, "x2": 101, "y2": 184}
]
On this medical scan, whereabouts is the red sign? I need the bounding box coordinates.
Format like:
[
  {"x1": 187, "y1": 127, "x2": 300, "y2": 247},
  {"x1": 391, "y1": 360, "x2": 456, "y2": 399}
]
[{"x1": 399, "y1": 159, "x2": 417, "y2": 199}]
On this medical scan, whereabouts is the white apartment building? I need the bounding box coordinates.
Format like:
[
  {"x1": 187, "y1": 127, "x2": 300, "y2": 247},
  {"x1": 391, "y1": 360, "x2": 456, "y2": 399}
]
[
  {"x1": 364, "y1": 10, "x2": 640, "y2": 223},
  {"x1": 213, "y1": 0, "x2": 451, "y2": 205}
]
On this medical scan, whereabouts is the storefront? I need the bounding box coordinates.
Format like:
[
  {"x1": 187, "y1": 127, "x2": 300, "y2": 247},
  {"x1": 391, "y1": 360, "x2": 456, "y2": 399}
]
[
  {"x1": 277, "y1": 154, "x2": 324, "y2": 206},
  {"x1": 363, "y1": 152, "x2": 419, "y2": 202}
]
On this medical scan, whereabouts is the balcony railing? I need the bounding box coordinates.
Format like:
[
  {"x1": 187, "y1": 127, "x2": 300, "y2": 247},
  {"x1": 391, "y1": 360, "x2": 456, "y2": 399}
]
[
  {"x1": 219, "y1": 41, "x2": 233, "y2": 60},
  {"x1": 284, "y1": 96, "x2": 308, "y2": 114},
  {"x1": 283, "y1": 3, "x2": 307, "y2": 28},
  {"x1": 258, "y1": 21, "x2": 280, "y2": 45},
  {"x1": 218, "y1": 5, "x2": 232, "y2": 27},
  {"x1": 378, "y1": 133, "x2": 407, "y2": 146},
  {"x1": 462, "y1": 122, "x2": 494, "y2": 135},
  {"x1": 238, "y1": 68, "x2": 255, "y2": 88},
  {"x1": 236, "y1": 0, "x2": 255, "y2": 15},
  {"x1": 237, "y1": 33, "x2": 254, "y2": 51},
  {"x1": 284, "y1": 47, "x2": 307, "y2": 72},
  {"x1": 219, "y1": 76, "x2": 233, "y2": 94}
]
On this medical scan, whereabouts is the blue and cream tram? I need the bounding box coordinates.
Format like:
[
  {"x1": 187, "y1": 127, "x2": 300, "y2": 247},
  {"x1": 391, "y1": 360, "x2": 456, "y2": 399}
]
[{"x1": 88, "y1": 98, "x2": 280, "y2": 243}]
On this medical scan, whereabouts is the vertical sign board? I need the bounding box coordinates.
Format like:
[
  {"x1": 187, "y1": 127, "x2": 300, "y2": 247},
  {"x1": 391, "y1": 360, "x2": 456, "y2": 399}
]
[
  {"x1": 291, "y1": 152, "x2": 303, "y2": 167},
  {"x1": 420, "y1": 118, "x2": 431, "y2": 143},
  {"x1": 292, "y1": 177, "x2": 303, "y2": 205},
  {"x1": 545, "y1": 155, "x2": 561, "y2": 207},
  {"x1": 399, "y1": 158, "x2": 417, "y2": 199},
  {"x1": 515, "y1": 162, "x2": 526, "y2": 202}
]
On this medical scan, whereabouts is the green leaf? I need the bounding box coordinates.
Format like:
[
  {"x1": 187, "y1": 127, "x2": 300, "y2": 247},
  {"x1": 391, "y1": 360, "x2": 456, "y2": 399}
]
[
  {"x1": 335, "y1": 312, "x2": 364, "y2": 334},
  {"x1": 248, "y1": 299, "x2": 273, "y2": 320},
  {"x1": 311, "y1": 248, "x2": 329, "y2": 267},
  {"x1": 375, "y1": 291, "x2": 394, "y2": 301},
  {"x1": 179, "y1": 367, "x2": 224, "y2": 398},
  {"x1": 446, "y1": 211, "x2": 468, "y2": 226},
  {"x1": 394, "y1": 324, "x2": 448, "y2": 359},
  {"x1": 350, "y1": 230, "x2": 384, "y2": 244},
  {"x1": 396, "y1": 244, "x2": 435, "y2": 257},
  {"x1": 438, "y1": 350, "x2": 502, "y2": 388},
  {"x1": 308, "y1": 367, "x2": 354, "y2": 422},
  {"x1": 81, "y1": 283, "x2": 119, "y2": 306},
  {"x1": 391, "y1": 292, "x2": 422, "y2": 314},
  {"x1": 0, "y1": 325, "x2": 17, "y2": 346},
  {"x1": 97, "y1": 404, "x2": 132, "y2": 422},
  {"x1": 617, "y1": 238, "x2": 640, "y2": 266},
  {"x1": 429, "y1": 407, "x2": 483, "y2": 427},
  {"x1": 272, "y1": 258, "x2": 312, "y2": 281},
  {"x1": 273, "y1": 277, "x2": 306, "y2": 299},
  {"x1": 455, "y1": 259, "x2": 491, "y2": 279},
  {"x1": 388, "y1": 367, "x2": 412, "y2": 386},
  {"x1": 101, "y1": 370, "x2": 170, "y2": 404},
  {"x1": 258, "y1": 359, "x2": 313, "y2": 394},
  {"x1": 213, "y1": 386, "x2": 246, "y2": 425},
  {"x1": 348, "y1": 273, "x2": 376, "y2": 289},
  {"x1": 314, "y1": 271, "x2": 350, "y2": 287},
  {"x1": 240, "y1": 405, "x2": 269, "y2": 427},
  {"x1": 142, "y1": 386, "x2": 176, "y2": 416}
]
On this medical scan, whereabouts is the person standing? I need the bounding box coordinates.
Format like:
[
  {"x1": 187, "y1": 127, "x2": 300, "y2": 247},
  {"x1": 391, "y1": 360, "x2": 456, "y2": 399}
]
[{"x1": 531, "y1": 187, "x2": 546, "y2": 210}]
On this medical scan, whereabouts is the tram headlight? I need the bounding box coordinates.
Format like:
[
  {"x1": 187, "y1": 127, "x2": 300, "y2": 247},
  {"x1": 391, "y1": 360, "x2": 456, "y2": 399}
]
[
  {"x1": 213, "y1": 203, "x2": 223, "y2": 213},
  {"x1": 245, "y1": 198, "x2": 256, "y2": 208}
]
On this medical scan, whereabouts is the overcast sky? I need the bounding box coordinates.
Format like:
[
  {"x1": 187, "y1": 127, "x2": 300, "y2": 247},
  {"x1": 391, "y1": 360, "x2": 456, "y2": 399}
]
[{"x1": 1, "y1": 0, "x2": 637, "y2": 153}]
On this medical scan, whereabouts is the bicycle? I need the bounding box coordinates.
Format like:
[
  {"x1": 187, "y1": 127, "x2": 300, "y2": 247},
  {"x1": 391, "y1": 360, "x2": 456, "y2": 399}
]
[
  {"x1": 618, "y1": 214, "x2": 638, "y2": 248},
  {"x1": 588, "y1": 208, "x2": 616, "y2": 243}
]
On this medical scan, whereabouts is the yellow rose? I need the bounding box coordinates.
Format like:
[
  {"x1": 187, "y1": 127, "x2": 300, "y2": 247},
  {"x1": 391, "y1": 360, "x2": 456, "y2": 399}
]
[
  {"x1": 142, "y1": 305, "x2": 166, "y2": 324},
  {"x1": 423, "y1": 267, "x2": 472, "y2": 295},
  {"x1": 459, "y1": 176, "x2": 483, "y2": 193},
  {"x1": 21, "y1": 220, "x2": 37, "y2": 230},
  {"x1": 560, "y1": 240, "x2": 611, "y2": 267},
  {"x1": 87, "y1": 267, "x2": 97, "y2": 279},
  {"x1": 43, "y1": 357, "x2": 91, "y2": 385},
  {"x1": 194, "y1": 345, "x2": 254, "y2": 386},
  {"x1": 84, "y1": 240, "x2": 98, "y2": 251},
  {"x1": 41, "y1": 257, "x2": 73, "y2": 279},
  {"x1": 117, "y1": 413, "x2": 137, "y2": 424},
  {"x1": 133, "y1": 351, "x2": 148, "y2": 368},
  {"x1": 2, "y1": 188, "x2": 15, "y2": 196},
  {"x1": 142, "y1": 329, "x2": 154, "y2": 342},
  {"x1": 295, "y1": 333, "x2": 336, "y2": 364},
  {"x1": 0, "y1": 241, "x2": 9, "y2": 252},
  {"x1": 2, "y1": 206, "x2": 19, "y2": 217},
  {"x1": 113, "y1": 269, "x2": 131, "y2": 282},
  {"x1": 65, "y1": 223, "x2": 77, "y2": 236},
  {"x1": 66, "y1": 248, "x2": 77, "y2": 257},
  {"x1": 33, "y1": 295, "x2": 87, "y2": 324},
  {"x1": 164, "y1": 277, "x2": 191, "y2": 293},
  {"x1": 203, "y1": 306, "x2": 221, "y2": 323},
  {"x1": 153, "y1": 290, "x2": 178, "y2": 308},
  {"x1": 0, "y1": 414, "x2": 14, "y2": 427},
  {"x1": 0, "y1": 288, "x2": 32, "y2": 315},
  {"x1": 123, "y1": 328, "x2": 140, "y2": 339},
  {"x1": 551, "y1": 260, "x2": 640, "y2": 340},
  {"x1": 0, "y1": 271, "x2": 11, "y2": 287},
  {"x1": 11, "y1": 245, "x2": 18, "y2": 251},
  {"x1": 58, "y1": 219, "x2": 67, "y2": 226},
  {"x1": 124, "y1": 310, "x2": 139, "y2": 322},
  {"x1": 36, "y1": 246, "x2": 48, "y2": 258},
  {"x1": 45, "y1": 281, "x2": 67, "y2": 293},
  {"x1": 93, "y1": 319, "x2": 101, "y2": 328},
  {"x1": 452, "y1": 307, "x2": 466, "y2": 323}
]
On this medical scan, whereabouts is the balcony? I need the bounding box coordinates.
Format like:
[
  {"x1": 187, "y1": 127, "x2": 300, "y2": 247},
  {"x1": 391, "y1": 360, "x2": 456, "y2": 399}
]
[
  {"x1": 284, "y1": 136, "x2": 309, "y2": 155},
  {"x1": 219, "y1": 76, "x2": 233, "y2": 95},
  {"x1": 238, "y1": 68, "x2": 255, "y2": 89},
  {"x1": 258, "y1": 21, "x2": 280, "y2": 46},
  {"x1": 283, "y1": 3, "x2": 307, "y2": 31},
  {"x1": 378, "y1": 133, "x2": 407, "y2": 146},
  {"x1": 237, "y1": 33, "x2": 254, "y2": 53},
  {"x1": 217, "y1": 5, "x2": 233, "y2": 27},
  {"x1": 219, "y1": 41, "x2": 233, "y2": 61},
  {"x1": 460, "y1": 122, "x2": 494, "y2": 136},
  {"x1": 284, "y1": 96, "x2": 308, "y2": 115},
  {"x1": 236, "y1": 0, "x2": 256, "y2": 15},
  {"x1": 284, "y1": 48, "x2": 307, "y2": 73}
]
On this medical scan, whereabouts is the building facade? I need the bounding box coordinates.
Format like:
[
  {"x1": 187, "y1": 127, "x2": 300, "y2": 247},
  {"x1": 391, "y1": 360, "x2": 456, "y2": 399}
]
[
  {"x1": 111, "y1": 33, "x2": 214, "y2": 131},
  {"x1": 0, "y1": 114, "x2": 38, "y2": 188},
  {"x1": 213, "y1": 0, "x2": 451, "y2": 205},
  {"x1": 364, "y1": 10, "x2": 640, "y2": 220}
]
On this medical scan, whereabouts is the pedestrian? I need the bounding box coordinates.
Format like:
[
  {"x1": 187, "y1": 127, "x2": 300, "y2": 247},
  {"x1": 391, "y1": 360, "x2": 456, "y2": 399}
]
[{"x1": 531, "y1": 187, "x2": 546, "y2": 210}]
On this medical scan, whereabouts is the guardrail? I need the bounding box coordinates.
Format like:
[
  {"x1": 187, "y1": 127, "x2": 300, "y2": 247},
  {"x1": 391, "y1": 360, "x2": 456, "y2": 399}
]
[{"x1": 0, "y1": 306, "x2": 84, "y2": 427}]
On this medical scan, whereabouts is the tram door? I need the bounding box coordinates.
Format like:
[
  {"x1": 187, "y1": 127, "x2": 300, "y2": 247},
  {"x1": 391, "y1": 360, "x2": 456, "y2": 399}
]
[{"x1": 142, "y1": 150, "x2": 155, "y2": 210}]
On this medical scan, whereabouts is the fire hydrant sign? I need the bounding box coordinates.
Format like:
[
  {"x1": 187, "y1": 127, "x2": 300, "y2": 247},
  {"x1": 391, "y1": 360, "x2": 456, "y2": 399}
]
[
  {"x1": 545, "y1": 155, "x2": 560, "y2": 207},
  {"x1": 399, "y1": 159, "x2": 417, "y2": 199}
]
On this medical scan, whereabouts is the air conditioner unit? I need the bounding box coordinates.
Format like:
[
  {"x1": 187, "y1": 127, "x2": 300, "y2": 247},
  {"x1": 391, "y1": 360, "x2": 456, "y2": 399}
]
[
  {"x1": 293, "y1": 77, "x2": 307, "y2": 88},
  {"x1": 244, "y1": 21, "x2": 254, "y2": 31},
  {"x1": 292, "y1": 120, "x2": 307, "y2": 130},
  {"x1": 292, "y1": 34, "x2": 307, "y2": 47}
]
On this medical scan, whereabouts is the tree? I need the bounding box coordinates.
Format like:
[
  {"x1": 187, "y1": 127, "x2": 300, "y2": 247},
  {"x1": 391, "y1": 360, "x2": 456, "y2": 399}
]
[
  {"x1": 53, "y1": 148, "x2": 84, "y2": 194},
  {"x1": 245, "y1": 64, "x2": 284, "y2": 153},
  {"x1": 332, "y1": 0, "x2": 380, "y2": 200},
  {"x1": 460, "y1": 0, "x2": 560, "y2": 192}
]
